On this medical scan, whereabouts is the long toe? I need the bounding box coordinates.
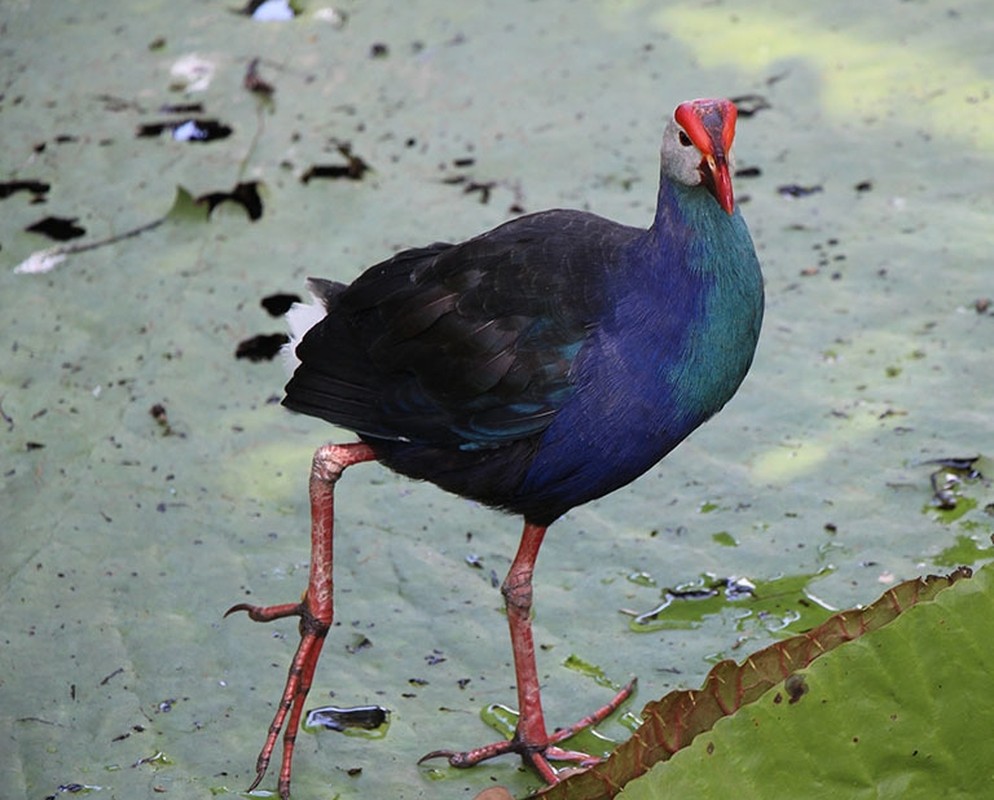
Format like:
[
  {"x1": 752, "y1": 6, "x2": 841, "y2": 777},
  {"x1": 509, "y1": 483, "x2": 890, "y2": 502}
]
[
  {"x1": 421, "y1": 738, "x2": 592, "y2": 785},
  {"x1": 224, "y1": 600, "x2": 304, "y2": 623},
  {"x1": 546, "y1": 678, "x2": 636, "y2": 748},
  {"x1": 420, "y1": 680, "x2": 635, "y2": 783}
]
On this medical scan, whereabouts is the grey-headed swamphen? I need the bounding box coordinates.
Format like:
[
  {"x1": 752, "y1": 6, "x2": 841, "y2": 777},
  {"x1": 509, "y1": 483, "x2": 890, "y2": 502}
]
[{"x1": 227, "y1": 97, "x2": 764, "y2": 798}]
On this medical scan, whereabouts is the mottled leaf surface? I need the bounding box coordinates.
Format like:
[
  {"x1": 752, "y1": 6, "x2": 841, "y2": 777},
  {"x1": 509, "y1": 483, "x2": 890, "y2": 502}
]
[{"x1": 2, "y1": 2, "x2": 992, "y2": 800}]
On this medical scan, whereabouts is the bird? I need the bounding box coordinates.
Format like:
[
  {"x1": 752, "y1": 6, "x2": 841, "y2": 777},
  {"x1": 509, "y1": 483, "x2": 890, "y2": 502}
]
[{"x1": 226, "y1": 97, "x2": 764, "y2": 799}]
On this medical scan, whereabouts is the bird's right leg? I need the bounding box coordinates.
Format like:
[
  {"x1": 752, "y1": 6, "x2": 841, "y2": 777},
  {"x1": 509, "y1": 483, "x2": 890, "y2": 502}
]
[
  {"x1": 422, "y1": 521, "x2": 635, "y2": 782},
  {"x1": 226, "y1": 441, "x2": 376, "y2": 800}
]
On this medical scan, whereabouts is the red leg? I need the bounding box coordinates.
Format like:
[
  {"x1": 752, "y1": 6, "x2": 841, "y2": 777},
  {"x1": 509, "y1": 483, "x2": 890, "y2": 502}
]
[
  {"x1": 421, "y1": 521, "x2": 635, "y2": 783},
  {"x1": 226, "y1": 442, "x2": 375, "y2": 800}
]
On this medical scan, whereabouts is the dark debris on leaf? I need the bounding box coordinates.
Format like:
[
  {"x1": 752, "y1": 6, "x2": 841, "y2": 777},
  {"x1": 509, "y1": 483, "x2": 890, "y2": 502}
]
[
  {"x1": 922, "y1": 456, "x2": 983, "y2": 475},
  {"x1": 136, "y1": 118, "x2": 233, "y2": 142},
  {"x1": 730, "y1": 94, "x2": 771, "y2": 117},
  {"x1": 465, "y1": 181, "x2": 495, "y2": 204},
  {"x1": 301, "y1": 142, "x2": 371, "y2": 183},
  {"x1": 924, "y1": 455, "x2": 985, "y2": 510},
  {"x1": 443, "y1": 174, "x2": 497, "y2": 205},
  {"x1": 244, "y1": 57, "x2": 275, "y2": 96},
  {"x1": 785, "y1": 673, "x2": 808, "y2": 704},
  {"x1": 306, "y1": 704, "x2": 390, "y2": 732},
  {"x1": 25, "y1": 216, "x2": 86, "y2": 241},
  {"x1": 235, "y1": 333, "x2": 288, "y2": 362},
  {"x1": 0, "y1": 180, "x2": 50, "y2": 201},
  {"x1": 778, "y1": 184, "x2": 824, "y2": 199},
  {"x1": 43, "y1": 784, "x2": 86, "y2": 800},
  {"x1": 345, "y1": 635, "x2": 373, "y2": 654},
  {"x1": 158, "y1": 102, "x2": 204, "y2": 114},
  {"x1": 149, "y1": 403, "x2": 175, "y2": 436},
  {"x1": 96, "y1": 93, "x2": 145, "y2": 113},
  {"x1": 197, "y1": 181, "x2": 263, "y2": 221},
  {"x1": 301, "y1": 164, "x2": 360, "y2": 182},
  {"x1": 261, "y1": 293, "x2": 301, "y2": 317}
]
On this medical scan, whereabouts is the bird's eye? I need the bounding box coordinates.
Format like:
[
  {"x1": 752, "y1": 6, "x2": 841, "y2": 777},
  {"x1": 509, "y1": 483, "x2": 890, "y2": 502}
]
[{"x1": 678, "y1": 131, "x2": 693, "y2": 147}]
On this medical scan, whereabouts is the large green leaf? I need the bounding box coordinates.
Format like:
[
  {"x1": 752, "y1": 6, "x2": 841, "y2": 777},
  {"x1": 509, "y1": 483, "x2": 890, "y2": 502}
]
[
  {"x1": 536, "y1": 567, "x2": 971, "y2": 800},
  {"x1": 614, "y1": 561, "x2": 994, "y2": 799}
]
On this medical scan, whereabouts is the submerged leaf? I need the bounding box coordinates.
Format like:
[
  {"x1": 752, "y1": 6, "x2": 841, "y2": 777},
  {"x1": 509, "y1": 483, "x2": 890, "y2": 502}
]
[
  {"x1": 627, "y1": 570, "x2": 835, "y2": 637},
  {"x1": 164, "y1": 185, "x2": 211, "y2": 223}
]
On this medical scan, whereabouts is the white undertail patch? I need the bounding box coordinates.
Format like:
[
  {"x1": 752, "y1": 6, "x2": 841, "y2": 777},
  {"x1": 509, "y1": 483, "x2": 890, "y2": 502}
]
[{"x1": 282, "y1": 286, "x2": 328, "y2": 374}]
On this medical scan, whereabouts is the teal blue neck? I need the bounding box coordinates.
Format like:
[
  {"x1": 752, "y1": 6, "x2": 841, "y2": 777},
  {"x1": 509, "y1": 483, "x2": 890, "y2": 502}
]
[{"x1": 650, "y1": 178, "x2": 765, "y2": 421}]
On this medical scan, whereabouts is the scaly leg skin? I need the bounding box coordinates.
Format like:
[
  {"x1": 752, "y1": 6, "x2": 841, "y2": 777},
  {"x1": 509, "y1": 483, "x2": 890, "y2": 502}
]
[
  {"x1": 421, "y1": 521, "x2": 636, "y2": 783},
  {"x1": 225, "y1": 442, "x2": 376, "y2": 800}
]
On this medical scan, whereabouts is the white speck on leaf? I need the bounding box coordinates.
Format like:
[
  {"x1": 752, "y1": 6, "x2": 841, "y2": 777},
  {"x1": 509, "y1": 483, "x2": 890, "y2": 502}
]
[
  {"x1": 170, "y1": 54, "x2": 216, "y2": 92},
  {"x1": 13, "y1": 248, "x2": 67, "y2": 275}
]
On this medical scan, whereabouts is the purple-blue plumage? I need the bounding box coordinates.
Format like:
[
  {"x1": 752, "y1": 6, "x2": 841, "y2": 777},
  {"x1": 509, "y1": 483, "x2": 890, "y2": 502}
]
[
  {"x1": 284, "y1": 121, "x2": 762, "y2": 526},
  {"x1": 236, "y1": 97, "x2": 764, "y2": 799}
]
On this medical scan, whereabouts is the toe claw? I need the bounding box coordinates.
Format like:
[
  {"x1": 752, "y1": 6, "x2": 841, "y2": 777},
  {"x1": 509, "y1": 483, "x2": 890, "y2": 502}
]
[
  {"x1": 224, "y1": 600, "x2": 304, "y2": 623},
  {"x1": 224, "y1": 603, "x2": 252, "y2": 618},
  {"x1": 418, "y1": 749, "x2": 456, "y2": 765}
]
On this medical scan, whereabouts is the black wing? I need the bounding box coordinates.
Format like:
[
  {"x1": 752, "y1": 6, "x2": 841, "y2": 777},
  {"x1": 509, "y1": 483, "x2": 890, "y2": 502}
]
[{"x1": 284, "y1": 210, "x2": 638, "y2": 450}]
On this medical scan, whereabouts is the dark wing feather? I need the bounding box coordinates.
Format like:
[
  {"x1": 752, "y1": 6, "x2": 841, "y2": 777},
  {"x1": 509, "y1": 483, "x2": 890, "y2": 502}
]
[{"x1": 284, "y1": 210, "x2": 637, "y2": 449}]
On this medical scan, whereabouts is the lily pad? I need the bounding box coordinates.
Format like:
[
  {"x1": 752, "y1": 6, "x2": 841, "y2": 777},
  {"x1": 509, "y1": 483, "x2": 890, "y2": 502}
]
[{"x1": 1, "y1": 2, "x2": 992, "y2": 800}]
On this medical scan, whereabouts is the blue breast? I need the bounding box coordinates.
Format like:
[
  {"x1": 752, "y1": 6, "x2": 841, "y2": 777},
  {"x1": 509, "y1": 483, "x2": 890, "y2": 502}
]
[{"x1": 515, "y1": 182, "x2": 763, "y2": 513}]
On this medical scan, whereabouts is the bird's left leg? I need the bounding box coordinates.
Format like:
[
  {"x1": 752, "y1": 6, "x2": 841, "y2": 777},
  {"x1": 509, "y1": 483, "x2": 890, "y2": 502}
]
[
  {"x1": 421, "y1": 520, "x2": 635, "y2": 783},
  {"x1": 226, "y1": 441, "x2": 376, "y2": 800}
]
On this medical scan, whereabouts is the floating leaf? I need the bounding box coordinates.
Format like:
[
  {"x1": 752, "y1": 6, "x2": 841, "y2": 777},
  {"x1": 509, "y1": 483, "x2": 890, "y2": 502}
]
[
  {"x1": 932, "y1": 533, "x2": 994, "y2": 567},
  {"x1": 627, "y1": 570, "x2": 835, "y2": 637},
  {"x1": 164, "y1": 184, "x2": 211, "y2": 223}
]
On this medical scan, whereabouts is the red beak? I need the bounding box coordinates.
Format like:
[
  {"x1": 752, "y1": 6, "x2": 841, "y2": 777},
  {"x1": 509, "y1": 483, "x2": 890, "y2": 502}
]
[
  {"x1": 705, "y1": 153, "x2": 734, "y2": 215},
  {"x1": 675, "y1": 99, "x2": 738, "y2": 215}
]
